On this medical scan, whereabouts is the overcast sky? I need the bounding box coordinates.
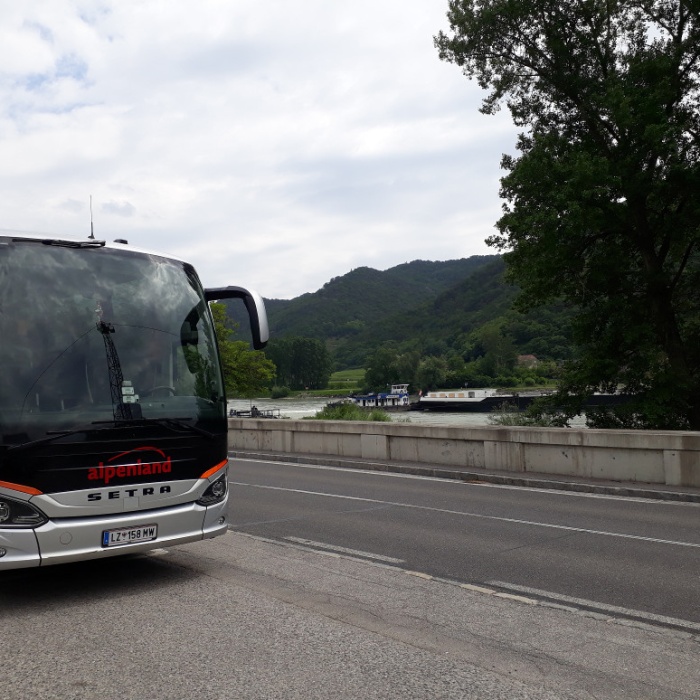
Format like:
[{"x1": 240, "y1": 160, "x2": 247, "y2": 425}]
[{"x1": 0, "y1": 1, "x2": 519, "y2": 299}]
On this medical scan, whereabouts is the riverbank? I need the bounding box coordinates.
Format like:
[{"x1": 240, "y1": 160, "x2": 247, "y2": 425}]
[{"x1": 227, "y1": 397, "x2": 506, "y2": 427}]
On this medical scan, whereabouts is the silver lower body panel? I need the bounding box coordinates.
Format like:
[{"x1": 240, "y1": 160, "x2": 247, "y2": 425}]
[{"x1": 0, "y1": 496, "x2": 228, "y2": 569}]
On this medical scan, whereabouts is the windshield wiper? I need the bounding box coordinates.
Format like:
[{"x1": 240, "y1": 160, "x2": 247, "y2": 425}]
[
  {"x1": 151, "y1": 418, "x2": 217, "y2": 439},
  {"x1": 40, "y1": 238, "x2": 106, "y2": 248},
  {"x1": 91, "y1": 417, "x2": 217, "y2": 439},
  {"x1": 3, "y1": 417, "x2": 217, "y2": 453},
  {"x1": 4, "y1": 424, "x2": 117, "y2": 453}
]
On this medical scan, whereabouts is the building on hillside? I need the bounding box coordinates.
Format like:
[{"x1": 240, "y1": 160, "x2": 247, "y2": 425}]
[{"x1": 517, "y1": 354, "x2": 539, "y2": 369}]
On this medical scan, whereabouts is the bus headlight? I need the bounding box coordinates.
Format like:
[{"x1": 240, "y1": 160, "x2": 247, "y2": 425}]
[
  {"x1": 196, "y1": 474, "x2": 228, "y2": 506},
  {"x1": 0, "y1": 497, "x2": 48, "y2": 528}
]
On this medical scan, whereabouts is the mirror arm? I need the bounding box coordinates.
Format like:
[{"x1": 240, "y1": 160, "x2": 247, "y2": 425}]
[{"x1": 203, "y1": 286, "x2": 269, "y2": 349}]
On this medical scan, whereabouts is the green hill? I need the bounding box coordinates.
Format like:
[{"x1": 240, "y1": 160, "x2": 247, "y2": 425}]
[
  {"x1": 261, "y1": 256, "x2": 499, "y2": 340},
  {"x1": 224, "y1": 254, "x2": 574, "y2": 371}
]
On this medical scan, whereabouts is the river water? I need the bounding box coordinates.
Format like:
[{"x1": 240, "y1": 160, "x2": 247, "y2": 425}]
[
  {"x1": 227, "y1": 397, "x2": 510, "y2": 427},
  {"x1": 228, "y1": 397, "x2": 590, "y2": 428}
]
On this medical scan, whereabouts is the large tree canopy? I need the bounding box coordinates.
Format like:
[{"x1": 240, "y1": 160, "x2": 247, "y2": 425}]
[{"x1": 436, "y1": 0, "x2": 700, "y2": 429}]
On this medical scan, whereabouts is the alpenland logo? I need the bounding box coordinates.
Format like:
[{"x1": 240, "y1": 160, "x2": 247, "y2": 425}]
[{"x1": 87, "y1": 446, "x2": 172, "y2": 485}]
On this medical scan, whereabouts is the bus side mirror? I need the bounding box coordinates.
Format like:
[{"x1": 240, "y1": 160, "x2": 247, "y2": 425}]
[{"x1": 203, "y1": 286, "x2": 269, "y2": 349}]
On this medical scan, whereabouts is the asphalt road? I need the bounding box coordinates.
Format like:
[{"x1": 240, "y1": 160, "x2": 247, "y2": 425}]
[
  {"x1": 229, "y1": 457, "x2": 700, "y2": 628},
  {"x1": 2, "y1": 457, "x2": 699, "y2": 700}
]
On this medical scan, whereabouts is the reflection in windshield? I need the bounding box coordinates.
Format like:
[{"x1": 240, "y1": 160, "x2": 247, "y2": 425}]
[{"x1": 0, "y1": 238, "x2": 226, "y2": 445}]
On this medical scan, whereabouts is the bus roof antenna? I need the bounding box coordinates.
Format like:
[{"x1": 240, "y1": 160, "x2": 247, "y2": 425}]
[{"x1": 89, "y1": 195, "x2": 95, "y2": 239}]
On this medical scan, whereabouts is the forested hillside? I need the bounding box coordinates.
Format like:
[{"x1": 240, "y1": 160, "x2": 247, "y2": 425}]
[
  {"x1": 224, "y1": 254, "x2": 575, "y2": 377},
  {"x1": 330, "y1": 257, "x2": 574, "y2": 369},
  {"x1": 332, "y1": 257, "x2": 517, "y2": 364},
  {"x1": 261, "y1": 256, "x2": 499, "y2": 339}
]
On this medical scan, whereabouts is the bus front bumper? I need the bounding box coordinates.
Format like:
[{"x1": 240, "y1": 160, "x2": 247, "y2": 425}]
[{"x1": 0, "y1": 497, "x2": 228, "y2": 570}]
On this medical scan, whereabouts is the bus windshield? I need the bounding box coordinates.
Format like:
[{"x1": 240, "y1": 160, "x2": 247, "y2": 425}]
[{"x1": 0, "y1": 237, "x2": 226, "y2": 446}]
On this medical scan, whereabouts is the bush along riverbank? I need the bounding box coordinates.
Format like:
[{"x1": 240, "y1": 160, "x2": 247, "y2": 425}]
[{"x1": 308, "y1": 403, "x2": 391, "y2": 422}]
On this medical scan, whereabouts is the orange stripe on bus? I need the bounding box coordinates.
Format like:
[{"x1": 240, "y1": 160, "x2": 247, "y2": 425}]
[
  {"x1": 0, "y1": 480, "x2": 43, "y2": 496},
  {"x1": 199, "y1": 460, "x2": 228, "y2": 480}
]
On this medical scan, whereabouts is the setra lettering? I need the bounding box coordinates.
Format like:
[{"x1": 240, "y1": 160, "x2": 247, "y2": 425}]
[{"x1": 87, "y1": 485, "x2": 173, "y2": 501}]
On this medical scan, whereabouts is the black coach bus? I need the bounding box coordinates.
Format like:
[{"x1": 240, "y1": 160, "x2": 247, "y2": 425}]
[{"x1": 0, "y1": 232, "x2": 268, "y2": 568}]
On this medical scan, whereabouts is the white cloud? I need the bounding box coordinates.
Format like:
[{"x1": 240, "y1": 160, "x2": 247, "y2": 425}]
[{"x1": 0, "y1": 1, "x2": 518, "y2": 298}]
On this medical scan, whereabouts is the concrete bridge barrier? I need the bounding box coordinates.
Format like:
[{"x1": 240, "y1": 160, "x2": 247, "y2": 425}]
[{"x1": 228, "y1": 418, "x2": 700, "y2": 488}]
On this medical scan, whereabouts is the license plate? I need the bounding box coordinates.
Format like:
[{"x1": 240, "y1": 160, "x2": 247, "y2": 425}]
[{"x1": 102, "y1": 524, "x2": 158, "y2": 547}]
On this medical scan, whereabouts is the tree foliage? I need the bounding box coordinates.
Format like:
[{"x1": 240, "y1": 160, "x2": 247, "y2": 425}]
[
  {"x1": 210, "y1": 303, "x2": 276, "y2": 398},
  {"x1": 311, "y1": 403, "x2": 392, "y2": 422},
  {"x1": 415, "y1": 356, "x2": 449, "y2": 391},
  {"x1": 264, "y1": 336, "x2": 332, "y2": 390},
  {"x1": 227, "y1": 256, "x2": 574, "y2": 379},
  {"x1": 437, "y1": 1, "x2": 700, "y2": 429},
  {"x1": 263, "y1": 258, "x2": 499, "y2": 341}
]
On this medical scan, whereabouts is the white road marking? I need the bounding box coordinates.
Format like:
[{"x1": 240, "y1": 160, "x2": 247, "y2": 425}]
[
  {"x1": 235, "y1": 532, "x2": 699, "y2": 635},
  {"x1": 487, "y1": 580, "x2": 700, "y2": 633},
  {"x1": 283, "y1": 536, "x2": 405, "y2": 564},
  {"x1": 465, "y1": 481, "x2": 700, "y2": 505},
  {"x1": 230, "y1": 481, "x2": 700, "y2": 549},
  {"x1": 231, "y1": 456, "x2": 700, "y2": 506}
]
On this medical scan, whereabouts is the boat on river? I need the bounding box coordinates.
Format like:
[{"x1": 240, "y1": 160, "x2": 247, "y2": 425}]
[
  {"x1": 412, "y1": 388, "x2": 631, "y2": 413},
  {"x1": 352, "y1": 384, "x2": 411, "y2": 410},
  {"x1": 229, "y1": 406, "x2": 282, "y2": 418},
  {"x1": 411, "y1": 388, "x2": 541, "y2": 413}
]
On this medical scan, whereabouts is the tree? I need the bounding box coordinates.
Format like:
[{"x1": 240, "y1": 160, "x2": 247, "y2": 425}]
[
  {"x1": 264, "y1": 336, "x2": 332, "y2": 390},
  {"x1": 364, "y1": 343, "x2": 419, "y2": 392},
  {"x1": 475, "y1": 321, "x2": 517, "y2": 377},
  {"x1": 415, "y1": 356, "x2": 448, "y2": 391},
  {"x1": 364, "y1": 344, "x2": 402, "y2": 391},
  {"x1": 210, "y1": 303, "x2": 276, "y2": 398},
  {"x1": 436, "y1": 1, "x2": 700, "y2": 429}
]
